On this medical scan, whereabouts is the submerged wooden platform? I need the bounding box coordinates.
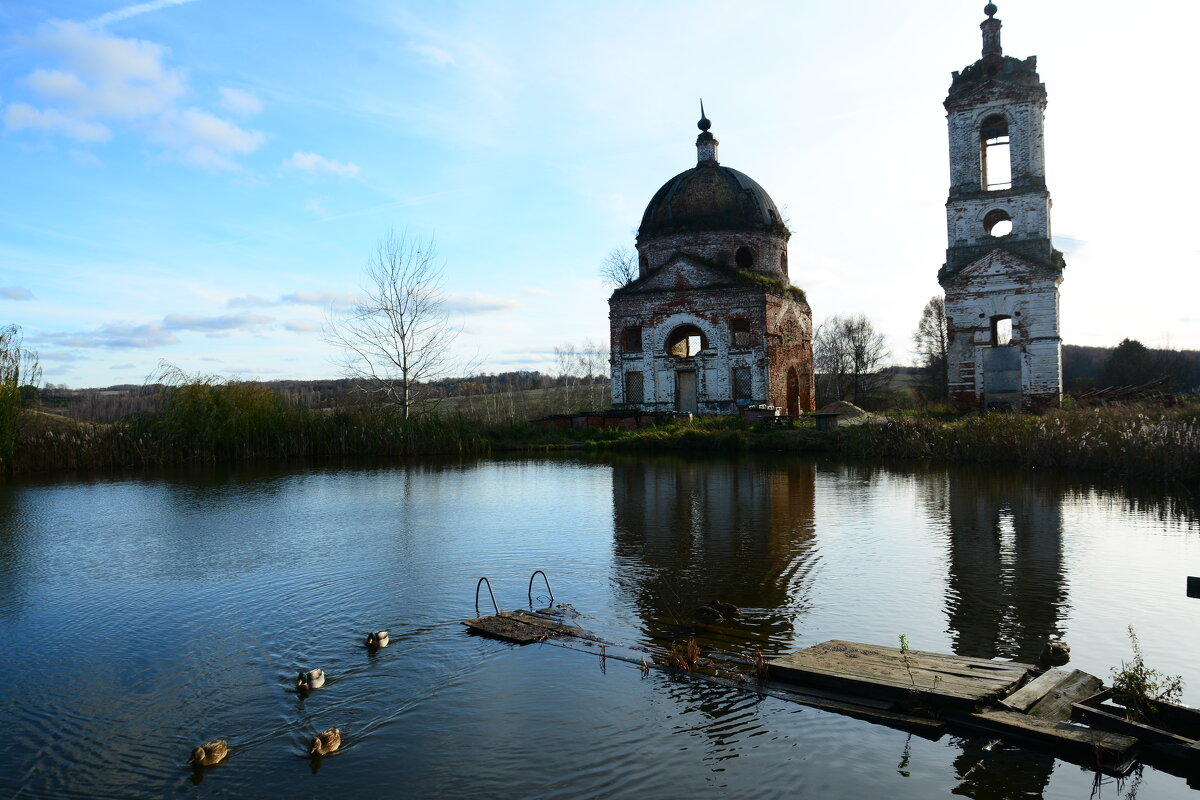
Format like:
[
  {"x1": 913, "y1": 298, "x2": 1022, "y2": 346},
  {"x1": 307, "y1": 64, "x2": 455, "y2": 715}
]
[
  {"x1": 768, "y1": 640, "x2": 1034, "y2": 711},
  {"x1": 462, "y1": 607, "x2": 600, "y2": 645}
]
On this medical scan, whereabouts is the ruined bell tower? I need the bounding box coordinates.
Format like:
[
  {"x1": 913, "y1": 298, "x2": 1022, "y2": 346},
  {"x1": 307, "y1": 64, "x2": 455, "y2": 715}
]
[{"x1": 939, "y1": 3, "x2": 1064, "y2": 411}]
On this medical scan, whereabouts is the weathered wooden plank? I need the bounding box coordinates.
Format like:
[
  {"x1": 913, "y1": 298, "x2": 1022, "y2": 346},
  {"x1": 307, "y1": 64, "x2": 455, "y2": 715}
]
[
  {"x1": 1026, "y1": 670, "x2": 1103, "y2": 721},
  {"x1": 768, "y1": 640, "x2": 1033, "y2": 709},
  {"x1": 1001, "y1": 668, "x2": 1064, "y2": 712},
  {"x1": 967, "y1": 708, "x2": 1137, "y2": 762}
]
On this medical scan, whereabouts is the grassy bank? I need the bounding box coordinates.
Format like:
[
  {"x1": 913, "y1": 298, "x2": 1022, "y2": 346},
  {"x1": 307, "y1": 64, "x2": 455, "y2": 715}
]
[
  {"x1": 607, "y1": 403, "x2": 1200, "y2": 484},
  {"x1": 7, "y1": 372, "x2": 1198, "y2": 486}
]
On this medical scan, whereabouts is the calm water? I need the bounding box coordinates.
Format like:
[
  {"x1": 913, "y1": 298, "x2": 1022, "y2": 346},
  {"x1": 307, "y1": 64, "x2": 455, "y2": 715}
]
[{"x1": 0, "y1": 455, "x2": 1197, "y2": 799}]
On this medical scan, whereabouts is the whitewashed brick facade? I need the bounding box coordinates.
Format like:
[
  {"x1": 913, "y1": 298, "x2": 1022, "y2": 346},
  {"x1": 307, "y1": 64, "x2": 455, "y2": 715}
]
[{"x1": 939, "y1": 6, "x2": 1064, "y2": 411}]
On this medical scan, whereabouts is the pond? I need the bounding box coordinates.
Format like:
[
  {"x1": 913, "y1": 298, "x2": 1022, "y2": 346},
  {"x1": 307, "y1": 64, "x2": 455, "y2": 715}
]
[{"x1": 0, "y1": 455, "x2": 1196, "y2": 799}]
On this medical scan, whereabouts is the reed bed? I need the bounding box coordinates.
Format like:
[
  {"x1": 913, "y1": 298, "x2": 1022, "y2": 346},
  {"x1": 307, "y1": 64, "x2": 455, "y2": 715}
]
[
  {"x1": 10, "y1": 373, "x2": 490, "y2": 474},
  {"x1": 839, "y1": 403, "x2": 1200, "y2": 482}
]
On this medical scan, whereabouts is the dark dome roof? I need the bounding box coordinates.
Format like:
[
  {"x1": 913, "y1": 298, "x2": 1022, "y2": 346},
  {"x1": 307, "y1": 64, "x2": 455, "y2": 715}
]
[{"x1": 638, "y1": 163, "x2": 786, "y2": 241}]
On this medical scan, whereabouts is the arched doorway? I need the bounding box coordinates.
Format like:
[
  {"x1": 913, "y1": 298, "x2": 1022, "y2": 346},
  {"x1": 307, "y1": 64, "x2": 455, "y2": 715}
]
[{"x1": 786, "y1": 367, "x2": 800, "y2": 416}]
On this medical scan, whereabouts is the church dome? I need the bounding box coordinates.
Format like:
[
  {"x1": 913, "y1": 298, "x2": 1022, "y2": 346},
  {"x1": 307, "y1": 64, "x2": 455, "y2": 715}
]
[
  {"x1": 638, "y1": 163, "x2": 786, "y2": 241},
  {"x1": 637, "y1": 107, "x2": 787, "y2": 243}
]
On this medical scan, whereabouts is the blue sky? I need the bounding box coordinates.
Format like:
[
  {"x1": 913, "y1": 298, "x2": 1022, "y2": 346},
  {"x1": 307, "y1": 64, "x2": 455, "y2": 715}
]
[{"x1": 2, "y1": 0, "x2": 1198, "y2": 388}]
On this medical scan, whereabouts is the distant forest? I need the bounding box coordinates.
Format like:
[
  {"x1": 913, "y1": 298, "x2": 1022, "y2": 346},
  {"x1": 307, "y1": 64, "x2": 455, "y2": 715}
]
[{"x1": 35, "y1": 342, "x2": 1198, "y2": 424}]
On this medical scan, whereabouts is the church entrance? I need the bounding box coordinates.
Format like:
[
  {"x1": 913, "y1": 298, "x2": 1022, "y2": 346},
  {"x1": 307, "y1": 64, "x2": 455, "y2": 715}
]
[{"x1": 675, "y1": 371, "x2": 697, "y2": 413}]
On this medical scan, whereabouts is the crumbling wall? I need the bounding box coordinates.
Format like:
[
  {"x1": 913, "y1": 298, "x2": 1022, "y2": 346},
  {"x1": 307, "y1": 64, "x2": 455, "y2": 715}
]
[
  {"x1": 609, "y1": 258, "x2": 813, "y2": 415},
  {"x1": 944, "y1": 249, "x2": 1062, "y2": 411},
  {"x1": 637, "y1": 230, "x2": 789, "y2": 279}
]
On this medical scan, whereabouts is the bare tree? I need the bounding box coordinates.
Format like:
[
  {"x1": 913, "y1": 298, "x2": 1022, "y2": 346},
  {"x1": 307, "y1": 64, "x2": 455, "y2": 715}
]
[
  {"x1": 912, "y1": 295, "x2": 949, "y2": 401},
  {"x1": 553, "y1": 339, "x2": 611, "y2": 413},
  {"x1": 323, "y1": 232, "x2": 458, "y2": 420},
  {"x1": 814, "y1": 314, "x2": 890, "y2": 408},
  {"x1": 599, "y1": 246, "x2": 638, "y2": 288}
]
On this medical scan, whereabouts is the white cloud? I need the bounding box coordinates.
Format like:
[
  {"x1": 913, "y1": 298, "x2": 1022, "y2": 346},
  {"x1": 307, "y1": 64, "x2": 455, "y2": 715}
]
[
  {"x1": 226, "y1": 294, "x2": 275, "y2": 308},
  {"x1": 218, "y1": 87, "x2": 262, "y2": 115},
  {"x1": 89, "y1": 0, "x2": 200, "y2": 28},
  {"x1": 280, "y1": 289, "x2": 359, "y2": 310},
  {"x1": 522, "y1": 286, "x2": 552, "y2": 297},
  {"x1": 69, "y1": 148, "x2": 103, "y2": 165},
  {"x1": 286, "y1": 151, "x2": 360, "y2": 178},
  {"x1": 21, "y1": 21, "x2": 185, "y2": 118},
  {"x1": 43, "y1": 320, "x2": 179, "y2": 349},
  {"x1": 151, "y1": 107, "x2": 265, "y2": 170},
  {"x1": 41, "y1": 312, "x2": 272, "y2": 349},
  {"x1": 443, "y1": 292, "x2": 521, "y2": 314},
  {"x1": 304, "y1": 198, "x2": 330, "y2": 218},
  {"x1": 5, "y1": 102, "x2": 111, "y2": 142},
  {"x1": 8, "y1": 20, "x2": 266, "y2": 171},
  {"x1": 162, "y1": 312, "x2": 272, "y2": 331},
  {"x1": 1, "y1": 286, "x2": 36, "y2": 301},
  {"x1": 284, "y1": 320, "x2": 319, "y2": 332},
  {"x1": 411, "y1": 43, "x2": 455, "y2": 67}
]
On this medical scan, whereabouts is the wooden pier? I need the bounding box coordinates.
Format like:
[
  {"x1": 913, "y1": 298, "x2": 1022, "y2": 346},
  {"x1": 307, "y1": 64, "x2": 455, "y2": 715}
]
[
  {"x1": 768, "y1": 640, "x2": 1033, "y2": 711},
  {"x1": 464, "y1": 615, "x2": 1152, "y2": 775},
  {"x1": 768, "y1": 640, "x2": 1138, "y2": 769}
]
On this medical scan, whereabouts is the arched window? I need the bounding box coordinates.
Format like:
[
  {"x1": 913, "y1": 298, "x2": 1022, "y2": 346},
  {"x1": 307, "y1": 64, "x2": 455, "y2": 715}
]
[
  {"x1": 735, "y1": 246, "x2": 756, "y2": 269},
  {"x1": 665, "y1": 324, "x2": 707, "y2": 358},
  {"x1": 980, "y1": 115, "x2": 1011, "y2": 191},
  {"x1": 983, "y1": 208, "x2": 1012, "y2": 237}
]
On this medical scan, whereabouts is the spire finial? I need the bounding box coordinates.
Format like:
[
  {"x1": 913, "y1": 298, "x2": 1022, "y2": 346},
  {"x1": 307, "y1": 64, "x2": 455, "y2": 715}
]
[
  {"x1": 695, "y1": 102, "x2": 718, "y2": 166},
  {"x1": 981, "y1": 4, "x2": 1002, "y2": 57}
]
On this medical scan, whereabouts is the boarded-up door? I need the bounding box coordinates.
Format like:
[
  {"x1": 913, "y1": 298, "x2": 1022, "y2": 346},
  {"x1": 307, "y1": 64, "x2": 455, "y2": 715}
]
[
  {"x1": 983, "y1": 345, "x2": 1021, "y2": 409},
  {"x1": 675, "y1": 371, "x2": 697, "y2": 413}
]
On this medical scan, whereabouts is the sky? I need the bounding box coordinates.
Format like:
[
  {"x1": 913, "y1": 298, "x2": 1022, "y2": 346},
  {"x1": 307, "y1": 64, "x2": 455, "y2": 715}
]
[{"x1": 2, "y1": 0, "x2": 1198, "y2": 389}]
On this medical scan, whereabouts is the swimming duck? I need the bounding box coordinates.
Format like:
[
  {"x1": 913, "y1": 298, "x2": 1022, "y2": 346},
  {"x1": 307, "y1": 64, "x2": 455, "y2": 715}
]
[
  {"x1": 366, "y1": 631, "x2": 389, "y2": 648},
  {"x1": 297, "y1": 668, "x2": 326, "y2": 690},
  {"x1": 693, "y1": 605, "x2": 725, "y2": 624},
  {"x1": 308, "y1": 727, "x2": 342, "y2": 756},
  {"x1": 711, "y1": 600, "x2": 741, "y2": 617},
  {"x1": 187, "y1": 739, "x2": 229, "y2": 767}
]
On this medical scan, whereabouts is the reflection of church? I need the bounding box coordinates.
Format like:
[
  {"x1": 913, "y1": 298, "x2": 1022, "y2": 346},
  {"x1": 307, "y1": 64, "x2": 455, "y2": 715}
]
[{"x1": 610, "y1": 457, "x2": 817, "y2": 646}]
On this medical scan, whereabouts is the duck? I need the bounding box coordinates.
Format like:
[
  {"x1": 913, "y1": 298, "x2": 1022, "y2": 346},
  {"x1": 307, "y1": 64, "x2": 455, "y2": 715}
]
[
  {"x1": 308, "y1": 727, "x2": 342, "y2": 756},
  {"x1": 711, "y1": 600, "x2": 741, "y2": 618},
  {"x1": 297, "y1": 668, "x2": 326, "y2": 690},
  {"x1": 1040, "y1": 641, "x2": 1071, "y2": 666},
  {"x1": 692, "y1": 605, "x2": 725, "y2": 624},
  {"x1": 365, "y1": 630, "x2": 390, "y2": 648},
  {"x1": 187, "y1": 739, "x2": 229, "y2": 767}
]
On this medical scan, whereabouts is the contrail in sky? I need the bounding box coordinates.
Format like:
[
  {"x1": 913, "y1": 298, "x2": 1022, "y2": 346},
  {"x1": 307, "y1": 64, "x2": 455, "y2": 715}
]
[{"x1": 89, "y1": 0, "x2": 199, "y2": 27}]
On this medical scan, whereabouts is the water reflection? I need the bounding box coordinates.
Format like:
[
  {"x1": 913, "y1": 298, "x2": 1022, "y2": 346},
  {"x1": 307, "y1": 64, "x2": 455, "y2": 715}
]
[
  {"x1": 942, "y1": 471, "x2": 1067, "y2": 664},
  {"x1": 610, "y1": 456, "x2": 817, "y2": 649}
]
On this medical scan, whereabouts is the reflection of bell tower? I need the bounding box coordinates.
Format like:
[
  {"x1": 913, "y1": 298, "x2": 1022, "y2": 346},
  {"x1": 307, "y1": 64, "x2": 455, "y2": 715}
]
[
  {"x1": 943, "y1": 471, "x2": 1066, "y2": 664},
  {"x1": 940, "y1": 3, "x2": 1065, "y2": 411},
  {"x1": 610, "y1": 458, "x2": 817, "y2": 648}
]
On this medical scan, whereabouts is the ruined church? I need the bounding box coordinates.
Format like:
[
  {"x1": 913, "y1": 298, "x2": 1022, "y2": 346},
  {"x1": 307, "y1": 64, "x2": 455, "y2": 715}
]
[
  {"x1": 608, "y1": 3, "x2": 1062, "y2": 416},
  {"x1": 940, "y1": 3, "x2": 1064, "y2": 410},
  {"x1": 607, "y1": 110, "x2": 814, "y2": 415}
]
